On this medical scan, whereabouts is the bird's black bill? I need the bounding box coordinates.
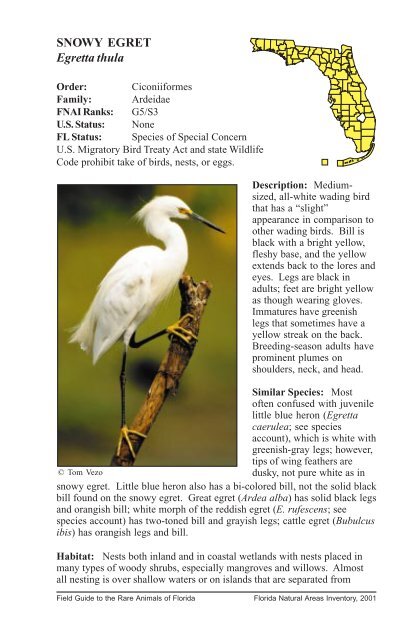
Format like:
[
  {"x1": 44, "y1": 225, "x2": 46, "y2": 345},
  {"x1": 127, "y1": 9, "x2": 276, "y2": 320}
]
[{"x1": 189, "y1": 211, "x2": 225, "y2": 233}]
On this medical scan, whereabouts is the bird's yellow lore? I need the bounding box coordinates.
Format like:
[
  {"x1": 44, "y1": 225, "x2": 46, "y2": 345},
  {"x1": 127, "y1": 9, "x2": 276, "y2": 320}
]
[{"x1": 251, "y1": 38, "x2": 376, "y2": 167}]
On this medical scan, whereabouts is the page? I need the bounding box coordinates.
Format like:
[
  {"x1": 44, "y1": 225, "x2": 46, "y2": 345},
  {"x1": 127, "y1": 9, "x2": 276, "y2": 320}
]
[{"x1": 5, "y1": 2, "x2": 412, "y2": 637}]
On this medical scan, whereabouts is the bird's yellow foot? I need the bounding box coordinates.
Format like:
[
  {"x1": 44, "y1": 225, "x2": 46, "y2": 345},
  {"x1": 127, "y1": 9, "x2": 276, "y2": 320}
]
[
  {"x1": 167, "y1": 313, "x2": 198, "y2": 344},
  {"x1": 117, "y1": 426, "x2": 137, "y2": 459}
]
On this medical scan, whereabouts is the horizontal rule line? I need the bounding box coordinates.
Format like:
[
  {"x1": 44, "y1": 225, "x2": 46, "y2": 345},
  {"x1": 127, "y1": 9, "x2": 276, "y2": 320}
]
[{"x1": 57, "y1": 590, "x2": 377, "y2": 594}]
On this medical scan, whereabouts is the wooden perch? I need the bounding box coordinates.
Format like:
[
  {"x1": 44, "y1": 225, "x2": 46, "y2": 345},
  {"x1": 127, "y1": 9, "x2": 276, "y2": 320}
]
[{"x1": 110, "y1": 275, "x2": 212, "y2": 466}]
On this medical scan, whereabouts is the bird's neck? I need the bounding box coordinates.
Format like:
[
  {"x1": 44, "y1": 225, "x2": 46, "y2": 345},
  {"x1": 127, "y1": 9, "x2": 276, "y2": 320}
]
[{"x1": 149, "y1": 218, "x2": 188, "y2": 260}]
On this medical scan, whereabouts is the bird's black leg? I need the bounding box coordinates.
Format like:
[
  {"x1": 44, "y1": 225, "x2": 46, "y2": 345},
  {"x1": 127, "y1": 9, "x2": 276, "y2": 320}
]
[
  {"x1": 116, "y1": 348, "x2": 138, "y2": 459},
  {"x1": 129, "y1": 328, "x2": 168, "y2": 349},
  {"x1": 120, "y1": 348, "x2": 127, "y2": 426},
  {"x1": 129, "y1": 315, "x2": 198, "y2": 349}
]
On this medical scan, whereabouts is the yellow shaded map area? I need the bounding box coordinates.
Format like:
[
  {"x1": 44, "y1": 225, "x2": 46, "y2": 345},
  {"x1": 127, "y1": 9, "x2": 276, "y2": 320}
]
[{"x1": 251, "y1": 38, "x2": 376, "y2": 167}]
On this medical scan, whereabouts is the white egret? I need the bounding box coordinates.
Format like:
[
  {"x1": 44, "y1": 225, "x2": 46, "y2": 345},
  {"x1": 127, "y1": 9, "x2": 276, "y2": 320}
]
[{"x1": 70, "y1": 195, "x2": 225, "y2": 457}]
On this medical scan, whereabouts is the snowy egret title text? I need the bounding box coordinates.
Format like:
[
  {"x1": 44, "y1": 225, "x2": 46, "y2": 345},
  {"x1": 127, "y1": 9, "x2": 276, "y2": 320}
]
[{"x1": 56, "y1": 37, "x2": 151, "y2": 64}]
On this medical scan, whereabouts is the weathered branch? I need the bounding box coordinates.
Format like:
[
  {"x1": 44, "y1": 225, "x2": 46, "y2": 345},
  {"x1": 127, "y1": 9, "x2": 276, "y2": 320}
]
[{"x1": 110, "y1": 274, "x2": 212, "y2": 466}]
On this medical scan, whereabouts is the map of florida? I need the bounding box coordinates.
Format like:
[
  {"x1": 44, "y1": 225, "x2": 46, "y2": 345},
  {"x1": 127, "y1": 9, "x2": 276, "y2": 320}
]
[{"x1": 251, "y1": 38, "x2": 376, "y2": 167}]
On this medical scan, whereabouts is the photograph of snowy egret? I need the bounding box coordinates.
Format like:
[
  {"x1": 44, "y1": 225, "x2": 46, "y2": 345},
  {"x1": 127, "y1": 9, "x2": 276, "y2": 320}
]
[{"x1": 58, "y1": 184, "x2": 237, "y2": 466}]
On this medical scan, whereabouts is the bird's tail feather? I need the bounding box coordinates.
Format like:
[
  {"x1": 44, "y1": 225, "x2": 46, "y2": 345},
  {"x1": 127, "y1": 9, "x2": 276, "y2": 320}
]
[
  {"x1": 69, "y1": 305, "x2": 97, "y2": 359},
  {"x1": 91, "y1": 336, "x2": 115, "y2": 365}
]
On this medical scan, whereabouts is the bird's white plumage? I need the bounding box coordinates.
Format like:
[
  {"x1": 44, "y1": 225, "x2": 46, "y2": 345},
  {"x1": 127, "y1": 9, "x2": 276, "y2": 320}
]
[{"x1": 70, "y1": 196, "x2": 191, "y2": 363}]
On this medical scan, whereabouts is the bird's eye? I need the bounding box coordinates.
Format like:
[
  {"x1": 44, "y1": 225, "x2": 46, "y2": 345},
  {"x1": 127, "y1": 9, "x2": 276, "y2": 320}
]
[{"x1": 178, "y1": 207, "x2": 192, "y2": 215}]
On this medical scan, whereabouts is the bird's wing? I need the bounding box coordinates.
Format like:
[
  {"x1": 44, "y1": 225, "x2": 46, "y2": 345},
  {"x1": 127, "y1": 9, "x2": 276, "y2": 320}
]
[{"x1": 91, "y1": 247, "x2": 162, "y2": 363}]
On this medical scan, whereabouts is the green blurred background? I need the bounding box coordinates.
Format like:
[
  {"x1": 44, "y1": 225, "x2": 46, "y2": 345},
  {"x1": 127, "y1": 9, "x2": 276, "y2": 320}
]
[{"x1": 58, "y1": 184, "x2": 237, "y2": 466}]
